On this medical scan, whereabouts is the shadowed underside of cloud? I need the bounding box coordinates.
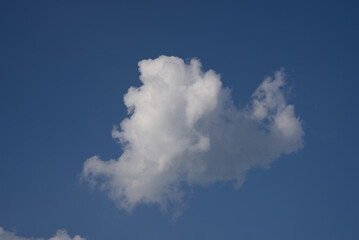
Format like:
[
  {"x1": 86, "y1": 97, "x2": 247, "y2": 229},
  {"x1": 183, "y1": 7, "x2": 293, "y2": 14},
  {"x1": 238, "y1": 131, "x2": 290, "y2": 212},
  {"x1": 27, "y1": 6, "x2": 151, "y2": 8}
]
[
  {"x1": 0, "y1": 227, "x2": 85, "y2": 240},
  {"x1": 82, "y1": 55, "x2": 304, "y2": 212}
]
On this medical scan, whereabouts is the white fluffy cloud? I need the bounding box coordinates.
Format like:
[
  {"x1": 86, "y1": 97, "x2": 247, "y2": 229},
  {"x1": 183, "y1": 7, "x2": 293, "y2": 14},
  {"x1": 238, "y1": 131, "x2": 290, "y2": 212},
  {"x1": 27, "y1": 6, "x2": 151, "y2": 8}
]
[
  {"x1": 82, "y1": 56, "x2": 304, "y2": 212},
  {"x1": 0, "y1": 227, "x2": 85, "y2": 240}
]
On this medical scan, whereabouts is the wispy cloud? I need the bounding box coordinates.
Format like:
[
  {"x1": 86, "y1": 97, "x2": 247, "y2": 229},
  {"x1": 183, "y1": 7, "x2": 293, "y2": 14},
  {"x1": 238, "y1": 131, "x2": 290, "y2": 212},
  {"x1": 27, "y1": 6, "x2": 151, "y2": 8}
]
[
  {"x1": 82, "y1": 56, "x2": 304, "y2": 213},
  {"x1": 0, "y1": 227, "x2": 85, "y2": 240}
]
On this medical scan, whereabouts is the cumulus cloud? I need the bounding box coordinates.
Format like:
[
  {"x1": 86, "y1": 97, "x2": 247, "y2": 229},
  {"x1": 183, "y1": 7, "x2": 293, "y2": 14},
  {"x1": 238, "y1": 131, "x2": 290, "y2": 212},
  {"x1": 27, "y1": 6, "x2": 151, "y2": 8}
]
[
  {"x1": 82, "y1": 55, "x2": 304, "y2": 212},
  {"x1": 0, "y1": 227, "x2": 85, "y2": 240}
]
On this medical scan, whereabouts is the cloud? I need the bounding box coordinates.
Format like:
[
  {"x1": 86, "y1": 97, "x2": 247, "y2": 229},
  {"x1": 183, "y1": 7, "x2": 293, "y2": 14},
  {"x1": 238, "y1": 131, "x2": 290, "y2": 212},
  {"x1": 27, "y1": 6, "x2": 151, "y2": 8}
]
[
  {"x1": 0, "y1": 227, "x2": 85, "y2": 240},
  {"x1": 82, "y1": 56, "x2": 304, "y2": 212}
]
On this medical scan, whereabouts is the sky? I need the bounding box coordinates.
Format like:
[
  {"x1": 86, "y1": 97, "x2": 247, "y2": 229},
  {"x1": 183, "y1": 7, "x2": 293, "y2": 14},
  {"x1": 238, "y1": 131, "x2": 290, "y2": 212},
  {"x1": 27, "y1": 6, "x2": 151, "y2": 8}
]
[{"x1": 0, "y1": 0, "x2": 358, "y2": 239}]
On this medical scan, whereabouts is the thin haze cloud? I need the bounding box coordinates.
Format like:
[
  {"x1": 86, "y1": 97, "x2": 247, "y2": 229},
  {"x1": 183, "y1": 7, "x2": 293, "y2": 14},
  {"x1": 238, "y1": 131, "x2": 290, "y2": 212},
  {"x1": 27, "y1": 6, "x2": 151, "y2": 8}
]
[
  {"x1": 0, "y1": 227, "x2": 85, "y2": 240},
  {"x1": 82, "y1": 56, "x2": 304, "y2": 213}
]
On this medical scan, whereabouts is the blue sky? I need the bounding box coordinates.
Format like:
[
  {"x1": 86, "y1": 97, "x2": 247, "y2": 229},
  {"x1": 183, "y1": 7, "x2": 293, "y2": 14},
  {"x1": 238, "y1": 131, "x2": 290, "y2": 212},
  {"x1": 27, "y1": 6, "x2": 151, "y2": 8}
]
[{"x1": 0, "y1": 0, "x2": 358, "y2": 239}]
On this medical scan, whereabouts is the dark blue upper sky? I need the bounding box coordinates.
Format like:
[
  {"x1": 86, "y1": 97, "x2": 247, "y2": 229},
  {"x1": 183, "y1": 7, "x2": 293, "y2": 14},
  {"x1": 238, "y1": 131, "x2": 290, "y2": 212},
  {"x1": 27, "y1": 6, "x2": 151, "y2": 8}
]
[{"x1": 0, "y1": 0, "x2": 358, "y2": 239}]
